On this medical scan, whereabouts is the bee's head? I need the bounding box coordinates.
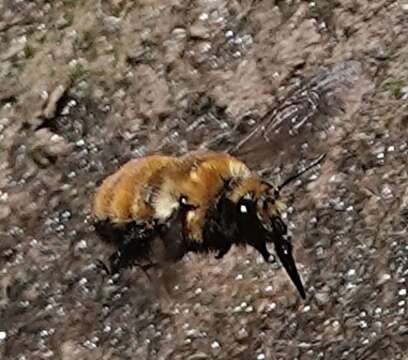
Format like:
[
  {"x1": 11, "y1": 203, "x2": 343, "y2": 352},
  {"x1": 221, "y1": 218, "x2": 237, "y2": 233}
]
[{"x1": 225, "y1": 177, "x2": 306, "y2": 299}]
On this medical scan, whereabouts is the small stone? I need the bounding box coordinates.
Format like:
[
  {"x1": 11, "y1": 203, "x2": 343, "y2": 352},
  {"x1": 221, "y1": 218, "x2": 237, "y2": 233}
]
[
  {"x1": 103, "y1": 325, "x2": 111, "y2": 333},
  {"x1": 190, "y1": 23, "x2": 210, "y2": 39},
  {"x1": 43, "y1": 84, "x2": 68, "y2": 119},
  {"x1": 401, "y1": 3, "x2": 408, "y2": 12},
  {"x1": 346, "y1": 269, "x2": 357, "y2": 279},
  {"x1": 187, "y1": 353, "x2": 209, "y2": 360},
  {"x1": 0, "y1": 331, "x2": 6, "y2": 341},
  {"x1": 185, "y1": 329, "x2": 201, "y2": 339},
  {"x1": 332, "y1": 320, "x2": 341, "y2": 332},
  {"x1": 75, "y1": 240, "x2": 87, "y2": 251},
  {"x1": 211, "y1": 341, "x2": 220, "y2": 349},
  {"x1": 381, "y1": 185, "x2": 393, "y2": 199},
  {"x1": 83, "y1": 339, "x2": 97, "y2": 350},
  {"x1": 103, "y1": 16, "x2": 121, "y2": 32},
  {"x1": 359, "y1": 320, "x2": 368, "y2": 329},
  {"x1": 377, "y1": 273, "x2": 391, "y2": 285},
  {"x1": 199, "y1": 13, "x2": 209, "y2": 21},
  {"x1": 315, "y1": 290, "x2": 330, "y2": 305},
  {"x1": 236, "y1": 327, "x2": 248, "y2": 340},
  {"x1": 172, "y1": 28, "x2": 187, "y2": 37},
  {"x1": 265, "y1": 303, "x2": 277, "y2": 312},
  {"x1": 374, "y1": 307, "x2": 382, "y2": 315}
]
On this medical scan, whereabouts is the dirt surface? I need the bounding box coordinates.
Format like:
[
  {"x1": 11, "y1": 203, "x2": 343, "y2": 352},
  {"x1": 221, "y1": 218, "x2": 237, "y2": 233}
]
[{"x1": 1, "y1": 1, "x2": 408, "y2": 359}]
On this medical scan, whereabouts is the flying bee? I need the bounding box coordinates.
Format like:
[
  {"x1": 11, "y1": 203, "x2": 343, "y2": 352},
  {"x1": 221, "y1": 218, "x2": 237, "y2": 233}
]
[
  {"x1": 92, "y1": 60, "x2": 362, "y2": 300},
  {"x1": 93, "y1": 151, "x2": 326, "y2": 299}
]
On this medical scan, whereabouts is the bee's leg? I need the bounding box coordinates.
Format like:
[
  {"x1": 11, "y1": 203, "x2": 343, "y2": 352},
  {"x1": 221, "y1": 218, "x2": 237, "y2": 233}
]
[
  {"x1": 214, "y1": 243, "x2": 232, "y2": 259},
  {"x1": 108, "y1": 249, "x2": 125, "y2": 274},
  {"x1": 152, "y1": 219, "x2": 185, "y2": 309},
  {"x1": 159, "y1": 212, "x2": 187, "y2": 263},
  {"x1": 96, "y1": 259, "x2": 111, "y2": 275},
  {"x1": 108, "y1": 221, "x2": 157, "y2": 274},
  {"x1": 108, "y1": 242, "x2": 139, "y2": 275},
  {"x1": 137, "y1": 262, "x2": 159, "y2": 272},
  {"x1": 134, "y1": 259, "x2": 174, "y2": 313},
  {"x1": 133, "y1": 262, "x2": 159, "y2": 282},
  {"x1": 250, "y1": 241, "x2": 271, "y2": 262}
]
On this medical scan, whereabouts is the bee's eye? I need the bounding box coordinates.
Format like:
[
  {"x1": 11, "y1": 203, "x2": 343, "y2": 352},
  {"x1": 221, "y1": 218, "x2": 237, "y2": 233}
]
[
  {"x1": 238, "y1": 199, "x2": 254, "y2": 215},
  {"x1": 179, "y1": 195, "x2": 197, "y2": 210},
  {"x1": 239, "y1": 204, "x2": 248, "y2": 213}
]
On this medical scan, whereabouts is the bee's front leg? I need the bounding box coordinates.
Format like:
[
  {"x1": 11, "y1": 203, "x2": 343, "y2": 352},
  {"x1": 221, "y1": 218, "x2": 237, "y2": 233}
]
[
  {"x1": 214, "y1": 243, "x2": 232, "y2": 259},
  {"x1": 109, "y1": 248, "x2": 126, "y2": 274}
]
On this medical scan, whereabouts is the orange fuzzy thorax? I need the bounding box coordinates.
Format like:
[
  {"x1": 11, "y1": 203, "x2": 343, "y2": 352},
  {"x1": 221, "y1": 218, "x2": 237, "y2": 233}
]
[{"x1": 93, "y1": 152, "x2": 283, "y2": 243}]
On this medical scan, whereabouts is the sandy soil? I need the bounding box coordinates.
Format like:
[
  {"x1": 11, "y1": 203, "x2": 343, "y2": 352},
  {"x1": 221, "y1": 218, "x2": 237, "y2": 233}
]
[{"x1": 1, "y1": 1, "x2": 407, "y2": 359}]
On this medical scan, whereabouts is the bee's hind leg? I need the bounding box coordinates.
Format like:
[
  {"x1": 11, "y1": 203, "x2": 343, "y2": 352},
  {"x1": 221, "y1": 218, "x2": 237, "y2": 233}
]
[
  {"x1": 214, "y1": 243, "x2": 232, "y2": 259},
  {"x1": 95, "y1": 259, "x2": 111, "y2": 275},
  {"x1": 134, "y1": 261, "x2": 159, "y2": 282}
]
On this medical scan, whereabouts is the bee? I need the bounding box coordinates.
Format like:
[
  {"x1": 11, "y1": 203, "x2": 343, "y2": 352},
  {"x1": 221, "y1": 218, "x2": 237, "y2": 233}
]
[
  {"x1": 93, "y1": 151, "x2": 326, "y2": 299},
  {"x1": 92, "y1": 61, "x2": 362, "y2": 300}
]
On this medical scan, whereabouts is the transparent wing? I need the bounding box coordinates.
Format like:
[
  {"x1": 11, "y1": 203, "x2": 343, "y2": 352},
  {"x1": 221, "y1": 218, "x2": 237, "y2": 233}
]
[
  {"x1": 230, "y1": 61, "x2": 363, "y2": 170},
  {"x1": 232, "y1": 61, "x2": 362, "y2": 151}
]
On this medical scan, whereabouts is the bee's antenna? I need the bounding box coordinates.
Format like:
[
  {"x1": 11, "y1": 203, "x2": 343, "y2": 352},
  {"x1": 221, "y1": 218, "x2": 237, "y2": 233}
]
[{"x1": 277, "y1": 153, "x2": 326, "y2": 193}]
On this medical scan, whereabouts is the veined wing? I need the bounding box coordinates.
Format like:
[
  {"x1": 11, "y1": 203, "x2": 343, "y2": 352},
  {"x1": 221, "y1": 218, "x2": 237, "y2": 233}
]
[{"x1": 230, "y1": 60, "x2": 363, "y2": 170}]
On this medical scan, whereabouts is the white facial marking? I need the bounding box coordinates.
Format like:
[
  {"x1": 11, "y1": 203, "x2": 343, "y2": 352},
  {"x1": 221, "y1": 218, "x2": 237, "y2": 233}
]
[
  {"x1": 243, "y1": 193, "x2": 252, "y2": 200},
  {"x1": 240, "y1": 204, "x2": 248, "y2": 213},
  {"x1": 155, "y1": 191, "x2": 179, "y2": 219}
]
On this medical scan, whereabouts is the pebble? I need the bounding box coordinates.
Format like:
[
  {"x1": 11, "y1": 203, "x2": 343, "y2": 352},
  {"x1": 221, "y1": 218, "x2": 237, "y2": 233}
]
[
  {"x1": 377, "y1": 273, "x2": 391, "y2": 285},
  {"x1": 190, "y1": 23, "x2": 210, "y2": 39},
  {"x1": 315, "y1": 290, "x2": 330, "y2": 305},
  {"x1": 211, "y1": 341, "x2": 220, "y2": 349},
  {"x1": 75, "y1": 240, "x2": 87, "y2": 250},
  {"x1": 347, "y1": 269, "x2": 357, "y2": 279},
  {"x1": 187, "y1": 353, "x2": 209, "y2": 360},
  {"x1": 199, "y1": 13, "x2": 208, "y2": 21},
  {"x1": 236, "y1": 327, "x2": 248, "y2": 340}
]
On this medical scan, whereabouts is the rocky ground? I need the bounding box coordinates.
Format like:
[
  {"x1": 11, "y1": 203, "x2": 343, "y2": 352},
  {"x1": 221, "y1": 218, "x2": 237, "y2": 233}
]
[{"x1": 1, "y1": 0, "x2": 407, "y2": 359}]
